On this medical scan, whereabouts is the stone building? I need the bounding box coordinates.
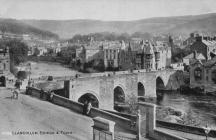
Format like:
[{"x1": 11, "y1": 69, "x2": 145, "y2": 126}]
[
  {"x1": 183, "y1": 33, "x2": 196, "y2": 46},
  {"x1": 190, "y1": 35, "x2": 216, "y2": 60},
  {"x1": 155, "y1": 41, "x2": 172, "y2": 69},
  {"x1": 190, "y1": 57, "x2": 216, "y2": 92},
  {"x1": 74, "y1": 40, "x2": 171, "y2": 71},
  {"x1": 0, "y1": 47, "x2": 10, "y2": 87},
  {"x1": 145, "y1": 41, "x2": 156, "y2": 70},
  {"x1": 134, "y1": 40, "x2": 171, "y2": 71},
  {"x1": 76, "y1": 41, "x2": 104, "y2": 63},
  {"x1": 0, "y1": 47, "x2": 10, "y2": 73},
  {"x1": 103, "y1": 42, "x2": 121, "y2": 69},
  {"x1": 103, "y1": 41, "x2": 137, "y2": 70},
  {"x1": 118, "y1": 42, "x2": 136, "y2": 70},
  {"x1": 76, "y1": 45, "x2": 86, "y2": 64},
  {"x1": 183, "y1": 51, "x2": 206, "y2": 66}
]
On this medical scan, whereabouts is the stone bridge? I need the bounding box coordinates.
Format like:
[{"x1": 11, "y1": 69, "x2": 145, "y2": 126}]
[{"x1": 65, "y1": 69, "x2": 176, "y2": 110}]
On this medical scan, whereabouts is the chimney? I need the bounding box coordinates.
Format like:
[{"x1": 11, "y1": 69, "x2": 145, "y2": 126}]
[
  {"x1": 203, "y1": 36, "x2": 208, "y2": 41},
  {"x1": 195, "y1": 36, "x2": 202, "y2": 42},
  {"x1": 190, "y1": 33, "x2": 194, "y2": 38}
]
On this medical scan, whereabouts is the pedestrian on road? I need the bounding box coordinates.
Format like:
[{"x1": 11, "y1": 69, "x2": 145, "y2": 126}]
[
  {"x1": 40, "y1": 88, "x2": 44, "y2": 99},
  {"x1": 83, "y1": 100, "x2": 88, "y2": 115},
  {"x1": 86, "y1": 101, "x2": 92, "y2": 116},
  {"x1": 13, "y1": 88, "x2": 20, "y2": 99},
  {"x1": 50, "y1": 91, "x2": 54, "y2": 102},
  {"x1": 28, "y1": 80, "x2": 31, "y2": 87}
]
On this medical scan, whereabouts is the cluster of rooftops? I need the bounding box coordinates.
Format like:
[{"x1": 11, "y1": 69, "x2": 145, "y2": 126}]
[{"x1": 78, "y1": 40, "x2": 171, "y2": 54}]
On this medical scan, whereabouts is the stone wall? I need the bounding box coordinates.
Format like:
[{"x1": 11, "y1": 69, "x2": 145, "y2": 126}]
[
  {"x1": 99, "y1": 77, "x2": 114, "y2": 110},
  {"x1": 63, "y1": 70, "x2": 176, "y2": 110},
  {"x1": 26, "y1": 87, "x2": 50, "y2": 101},
  {"x1": 157, "y1": 120, "x2": 216, "y2": 138},
  {"x1": 114, "y1": 73, "x2": 138, "y2": 100},
  {"x1": 137, "y1": 72, "x2": 156, "y2": 98},
  {"x1": 138, "y1": 102, "x2": 187, "y2": 140},
  {"x1": 69, "y1": 77, "x2": 101, "y2": 101},
  {"x1": 68, "y1": 76, "x2": 115, "y2": 110},
  {"x1": 52, "y1": 94, "x2": 136, "y2": 133}
]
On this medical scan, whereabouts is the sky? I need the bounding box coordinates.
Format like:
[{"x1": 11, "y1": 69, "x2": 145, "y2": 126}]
[{"x1": 0, "y1": 0, "x2": 216, "y2": 21}]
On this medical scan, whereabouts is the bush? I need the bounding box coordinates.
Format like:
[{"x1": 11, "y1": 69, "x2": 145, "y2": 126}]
[
  {"x1": 7, "y1": 40, "x2": 28, "y2": 65},
  {"x1": 16, "y1": 71, "x2": 27, "y2": 80},
  {"x1": 125, "y1": 93, "x2": 139, "y2": 115},
  {"x1": 47, "y1": 76, "x2": 53, "y2": 81}
]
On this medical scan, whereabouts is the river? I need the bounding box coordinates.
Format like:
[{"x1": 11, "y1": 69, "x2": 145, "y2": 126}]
[
  {"x1": 28, "y1": 61, "x2": 80, "y2": 78},
  {"x1": 157, "y1": 91, "x2": 216, "y2": 129}
]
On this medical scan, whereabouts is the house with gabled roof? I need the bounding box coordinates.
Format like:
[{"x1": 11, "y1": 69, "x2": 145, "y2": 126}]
[
  {"x1": 183, "y1": 51, "x2": 206, "y2": 66},
  {"x1": 190, "y1": 35, "x2": 216, "y2": 60},
  {"x1": 190, "y1": 57, "x2": 216, "y2": 92}
]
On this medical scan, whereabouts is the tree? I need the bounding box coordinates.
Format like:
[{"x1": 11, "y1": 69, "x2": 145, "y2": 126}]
[
  {"x1": 7, "y1": 40, "x2": 28, "y2": 65},
  {"x1": 47, "y1": 76, "x2": 53, "y2": 81},
  {"x1": 59, "y1": 47, "x2": 76, "y2": 64},
  {"x1": 33, "y1": 47, "x2": 40, "y2": 56},
  {"x1": 17, "y1": 71, "x2": 27, "y2": 80},
  {"x1": 125, "y1": 94, "x2": 139, "y2": 115}
]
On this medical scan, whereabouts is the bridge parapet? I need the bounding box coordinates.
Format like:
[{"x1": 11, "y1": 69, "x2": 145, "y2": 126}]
[{"x1": 60, "y1": 69, "x2": 177, "y2": 110}]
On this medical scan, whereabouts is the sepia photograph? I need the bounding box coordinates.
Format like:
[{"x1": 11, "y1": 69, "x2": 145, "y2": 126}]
[{"x1": 0, "y1": 0, "x2": 216, "y2": 139}]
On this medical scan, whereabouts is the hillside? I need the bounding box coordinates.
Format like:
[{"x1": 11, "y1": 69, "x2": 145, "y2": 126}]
[
  {"x1": 21, "y1": 13, "x2": 216, "y2": 39},
  {"x1": 0, "y1": 18, "x2": 59, "y2": 39}
]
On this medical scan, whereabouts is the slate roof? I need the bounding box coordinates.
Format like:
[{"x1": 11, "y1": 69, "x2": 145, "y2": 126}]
[
  {"x1": 184, "y1": 53, "x2": 206, "y2": 60},
  {"x1": 203, "y1": 57, "x2": 216, "y2": 67}
]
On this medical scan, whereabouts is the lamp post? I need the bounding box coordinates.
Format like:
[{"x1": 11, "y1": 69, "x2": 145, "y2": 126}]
[
  {"x1": 28, "y1": 62, "x2": 31, "y2": 87},
  {"x1": 203, "y1": 124, "x2": 211, "y2": 140},
  {"x1": 28, "y1": 63, "x2": 31, "y2": 80}
]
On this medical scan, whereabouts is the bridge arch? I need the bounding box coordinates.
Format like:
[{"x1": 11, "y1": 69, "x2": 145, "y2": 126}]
[
  {"x1": 156, "y1": 76, "x2": 166, "y2": 100},
  {"x1": 156, "y1": 76, "x2": 165, "y2": 90},
  {"x1": 78, "y1": 92, "x2": 99, "y2": 108},
  {"x1": 114, "y1": 86, "x2": 125, "y2": 103},
  {"x1": 138, "y1": 82, "x2": 145, "y2": 96},
  {"x1": 0, "y1": 76, "x2": 6, "y2": 87},
  {"x1": 113, "y1": 86, "x2": 126, "y2": 111}
]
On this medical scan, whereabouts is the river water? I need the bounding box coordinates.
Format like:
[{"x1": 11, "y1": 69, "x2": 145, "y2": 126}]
[
  {"x1": 157, "y1": 91, "x2": 216, "y2": 129},
  {"x1": 28, "y1": 61, "x2": 80, "y2": 78}
]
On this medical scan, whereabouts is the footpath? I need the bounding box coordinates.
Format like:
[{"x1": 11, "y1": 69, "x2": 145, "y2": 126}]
[{"x1": 0, "y1": 88, "x2": 93, "y2": 140}]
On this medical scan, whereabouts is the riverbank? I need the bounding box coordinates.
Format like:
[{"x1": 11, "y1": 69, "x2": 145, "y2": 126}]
[
  {"x1": 156, "y1": 106, "x2": 201, "y2": 127},
  {"x1": 156, "y1": 92, "x2": 216, "y2": 130},
  {"x1": 28, "y1": 61, "x2": 80, "y2": 79}
]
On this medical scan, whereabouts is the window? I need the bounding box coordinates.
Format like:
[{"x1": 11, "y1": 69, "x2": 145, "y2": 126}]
[
  {"x1": 206, "y1": 76, "x2": 208, "y2": 81},
  {"x1": 106, "y1": 50, "x2": 108, "y2": 59},
  {"x1": 194, "y1": 67, "x2": 202, "y2": 81},
  {"x1": 109, "y1": 50, "x2": 112, "y2": 59},
  {"x1": 212, "y1": 70, "x2": 216, "y2": 84}
]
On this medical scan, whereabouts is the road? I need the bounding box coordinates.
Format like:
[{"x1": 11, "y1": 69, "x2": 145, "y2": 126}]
[
  {"x1": 0, "y1": 88, "x2": 93, "y2": 140},
  {"x1": 2, "y1": 87, "x2": 210, "y2": 140}
]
